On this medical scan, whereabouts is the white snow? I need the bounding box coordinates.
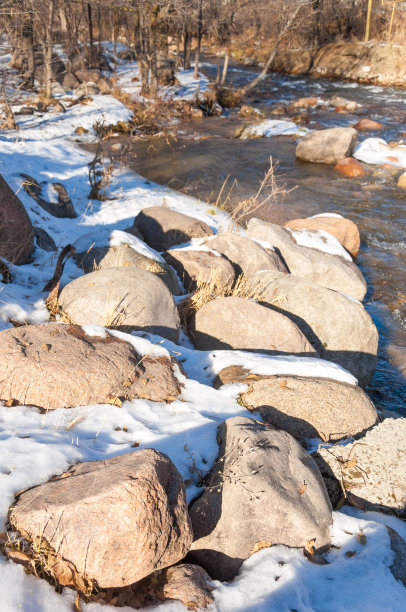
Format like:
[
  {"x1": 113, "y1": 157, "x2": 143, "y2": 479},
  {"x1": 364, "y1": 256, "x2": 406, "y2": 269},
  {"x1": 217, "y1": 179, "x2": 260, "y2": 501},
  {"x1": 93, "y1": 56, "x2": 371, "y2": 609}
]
[
  {"x1": 354, "y1": 137, "x2": 406, "y2": 168},
  {"x1": 311, "y1": 212, "x2": 344, "y2": 219},
  {"x1": 240, "y1": 119, "x2": 309, "y2": 139},
  {"x1": 288, "y1": 227, "x2": 353, "y2": 260}
]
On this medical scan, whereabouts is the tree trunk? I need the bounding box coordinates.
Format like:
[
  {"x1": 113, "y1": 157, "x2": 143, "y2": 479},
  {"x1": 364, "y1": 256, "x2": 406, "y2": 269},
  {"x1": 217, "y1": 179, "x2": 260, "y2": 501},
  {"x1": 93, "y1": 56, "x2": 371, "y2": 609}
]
[
  {"x1": 175, "y1": 32, "x2": 181, "y2": 71},
  {"x1": 22, "y1": 8, "x2": 35, "y2": 89},
  {"x1": 193, "y1": 0, "x2": 203, "y2": 78},
  {"x1": 44, "y1": 0, "x2": 55, "y2": 100},
  {"x1": 183, "y1": 27, "x2": 191, "y2": 70},
  {"x1": 221, "y1": 46, "x2": 230, "y2": 85},
  {"x1": 87, "y1": 3, "x2": 96, "y2": 67},
  {"x1": 97, "y1": 5, "x2": 102, "y2": 70},
  {"x1": 134, "y1": 8, "x2": 149, "y2": 94},
  {"x1": 239, "y1": 40, "x2": 281, "y2": 96}
]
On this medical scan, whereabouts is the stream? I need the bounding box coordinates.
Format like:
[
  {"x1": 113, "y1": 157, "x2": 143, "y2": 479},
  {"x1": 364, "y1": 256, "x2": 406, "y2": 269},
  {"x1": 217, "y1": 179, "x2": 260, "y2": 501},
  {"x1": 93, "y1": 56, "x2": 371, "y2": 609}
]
[{"x1": 104, "y1": 58, "x2": 406, "y2": 414}]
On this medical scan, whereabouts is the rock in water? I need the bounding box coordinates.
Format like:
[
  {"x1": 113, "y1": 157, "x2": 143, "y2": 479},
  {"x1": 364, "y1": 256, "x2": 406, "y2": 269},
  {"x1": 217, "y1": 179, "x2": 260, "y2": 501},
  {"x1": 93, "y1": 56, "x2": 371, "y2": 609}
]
[
  {"x1": 59, "y1": 267, "x2": 180, "y2": 341},
  {"x1": 8, "y1": 450, "x2": 193, "y2": 588},
  {"x1": 190, "y1": 296, "x2": 317, "y2": 356},
  {"x1": 296, "y1": 127, "x2": 358, "y2": 164},
  {"x1": 284, "y1": 214, "x2": 361, "y2": 257},
  {"x1": 0, "y1": 323, "x2": 182, "y2": 409},
  {"x1": 0, "y1": 173, "x2": 34, "y2": 264},
  {"x1": 133, "y1": 206, "x2": 213, "y2": 251},
  {"x1": 188, "y1": 416, "x2": 332, "y2": 580}
]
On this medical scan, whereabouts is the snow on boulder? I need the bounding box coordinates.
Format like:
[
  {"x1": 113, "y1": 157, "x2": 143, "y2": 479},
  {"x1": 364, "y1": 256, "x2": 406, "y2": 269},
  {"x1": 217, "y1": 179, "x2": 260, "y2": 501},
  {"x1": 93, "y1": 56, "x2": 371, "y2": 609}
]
[
  {"x1": 284, "y1": 214, "x2": 361, "y2": 257},
  {"x1": 0, "y1": 173, "x2": 34, "y2": 265},
  {"x1": 189, "y1": 296, "x2": 317, "y2": 356},
  {"x1": 187, "y1": 416, "x2": 332, "y2": 580},
  {"x1": 8, "y1": 450, "x2": 193, "y2": 589},
  {"x1": 0, "y1": 324, "x2": 182, "y2": 409},
  {"x1": 239, "y1": 119, "x2": 309, "y2": 139},
  {"x1": 315, "y1": 418, "x2": 406, "y2": 516},
  {"x1": 163, "y1": 248, "x2": 235, "y2": 292},
  {"x1": 247, "y1": 218, "x2": 366, "y2": 300},
  {"x1": 58, "y1": 267, "x2": 181, "y2": 341},
  {"x1": 204, "y1": 232, "x2": 287, "y2": 278},
  {"x1": 252, "y1": 270, "x2": 378, "y2": 387},
  {"x1": 296, "y1": 127, "x2": 358, "y2": 164},
  {"x1": 354, "y1": 138, "x2": 406, "y2": 169},
  {"x1": 133, "y1": 206, "x2": 213, "y2": 251}
]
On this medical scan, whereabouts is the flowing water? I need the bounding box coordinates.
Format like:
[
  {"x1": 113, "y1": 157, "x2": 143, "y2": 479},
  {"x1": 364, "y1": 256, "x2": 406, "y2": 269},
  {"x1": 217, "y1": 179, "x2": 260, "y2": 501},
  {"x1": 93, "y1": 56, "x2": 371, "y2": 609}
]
[{"x1": 105, "y1": 59, "x2": 406, "y2": 413}]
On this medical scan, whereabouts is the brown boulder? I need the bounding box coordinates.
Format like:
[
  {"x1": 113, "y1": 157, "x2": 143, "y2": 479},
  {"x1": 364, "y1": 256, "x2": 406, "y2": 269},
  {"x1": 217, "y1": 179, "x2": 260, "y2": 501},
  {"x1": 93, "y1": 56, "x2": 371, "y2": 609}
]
[
  {"x1": 8, "y1": 450, "x2": 193, "y2": 589},
  {"x1": 296, "y1": 127, "x2": 358, "y2": 164},
  {"x1": 353, "y1": 118, "x2": 385, "y2": 130},
  {"x1": 74, "y1": 68, "x2": 103, "y2": 83},
  {"x1": 334, "y1": 157, "x2": 366, "y2": 178},
  {"x1": 289, "y1": 97, "x2": 318, "y2": 110},
  {"x1": 284, "y1": 214, "x2": 361, "y2": 257},
  {"x1": 397, "y1": 172, "x2": 406, "y2": 189},
  {"x1": 133, "y1": 206, "x2": 213, "y2": 251},
  {"x1": 190, "y1": 296, "x2": 316, "y2": 356},
  {"x1": 163, "y1": 248, "x2": 235, "y2": 292},
  {"x1": 187, "y1": 416, "x2": 332, "y2": 580},
  {"x1": 205, "y1": 232, "x2": 287, "y2": 278},
  {"x1": 0, "y1": 324, "x2": 182, "y2": 410},
  {"x1": 161, "y1": 564, "x2": 215, "y2": 608},
  {"x1": 61, "y1": 72, "x2": 80, "y2": 90},
  {"x1": 0, "y1": 174, "x2": 34, "y2": 264}
]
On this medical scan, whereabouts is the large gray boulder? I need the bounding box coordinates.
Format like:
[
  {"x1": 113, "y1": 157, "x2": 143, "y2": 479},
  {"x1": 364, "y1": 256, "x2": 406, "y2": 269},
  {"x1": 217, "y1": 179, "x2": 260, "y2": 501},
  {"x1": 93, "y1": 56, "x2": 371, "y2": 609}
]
[
  {"x1": 133, "y1": 206, "x2": 213, "y2": 251},
  {"x1": 163, "y1": 248, "x2": 235, "y2": 292},
  {"x1": 251, "y1": 270, "x2": 378, "y2": 386},
  {"x1": 59, "y1": 267, "x2": 180, "y2": 341},
  {"x1": 0, "y1": 324, "x2": 182, "y2": 410},
  {"x1": 296, "y1": 127, "x2": 358, "y2": 164},
  {"x1": 187, "y1": 416, "x2": 332, "y2": 580},
  {"x1": 240, "y1": 374, "x2": 377, "y2": 443},
  {"x1": 0, "y1": 174, "x2": 34, "y2": 264},
  {"x1": 8, "y1": 450, "x2": 193, "y2": 589},
  {"x1": 205, "y1": 232, "x2": 287, "y2": 278},
  {"x1": 74, "y1": 243, "x2": 181, "y2": 295},
  {"x1": 315, "y1": 418, "x2": 406, "y2": 515},
  {"x1": 190, "y1": 296, "x2": 317, "y2": 356},
  {"x1": 247, "y1": 218, "x2": 366, "y2": 300}
]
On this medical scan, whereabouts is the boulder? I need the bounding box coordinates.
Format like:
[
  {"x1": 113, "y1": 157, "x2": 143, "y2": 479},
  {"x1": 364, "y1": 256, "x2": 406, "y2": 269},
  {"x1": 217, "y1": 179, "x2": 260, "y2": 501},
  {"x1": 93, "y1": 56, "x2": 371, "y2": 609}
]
[
  {"x1": 315, "y1": 418, "x2": 406, "y2": 515},
  {"x1": 97, "y1": 77, "x2": 113, "y2": 93},
  {"x1": 59, "y1": 267, "x2": 180, "y2": 341},
  {"x1": 334, "y1": 157, "x2": 366, "y2": 178},
  {"x1": 251, "y1": 270, "x2": 378, "y2": 386},
  {"x1": 74, "y1": 69, "x2": 103, "y2": 83},
  {"x1": 75, "y1": 81, "x2": 100, "y2": 96},
  {"x1": 353, "y1": 118, "x2": 384, "y2": 130},
  {"x1": 0, "y1": 173, "x2": 34, "y2": 264},
  {"x1": 387, "y1": 526, "x2": 406, "y2": 588},
  {"x1": 163, "y1": 248, "x2": 235, "y2": 292},
  {"x1": 397, "y1": 172, "x2": 406, "y2": 189},
  {"x1": 247, "y1": 218, "x2": 366, "y2": 300},
  {"x1": 205, "y1": 232, "x2": 288, "y2": 278},
  {"x1": 8, "y1": 450, "x2": 193, "y2": 589},
  {"x1": 187, "y1": 416, "x2": 332, "y2": 580},
  {"x1": 160, "y1": 564, "x2": 215, "y2": 608},
  {"x1": 239, "y1": 374, "x2": 377, "y2": 443},
  {"x1": 74, "y1": 244, "x2": 181, "y2": 295},
  {"x1": 190, "y1": 296, "x2": 316, "y2": 356},
  {"x1": 284, "y1": 214, "x2": 361, "y2": 258},
  {"x1": 329, "y1": 96, "x2": 359, "y2": 111},
  {"x1": 21, "y1": 174, "x2": 76, "y2": 219},
  {"x1": 133, "y1": 206, "x2": 213, "y2": 251},
  {"x1": 289, "y1": 97, "x2": 318, "y2": 110},
  {"x1": 33, "y1": 226, "x2": 57, "y2": 252},
  {"x1": 296, "y1": 127, "x2": 358, "y2": 164},
  {"x1": 0, "y1": 324, "x2": 182, "y2": 410},
  {"x1": 61, "y1": 72, "x2": 80, "y2": 90}
]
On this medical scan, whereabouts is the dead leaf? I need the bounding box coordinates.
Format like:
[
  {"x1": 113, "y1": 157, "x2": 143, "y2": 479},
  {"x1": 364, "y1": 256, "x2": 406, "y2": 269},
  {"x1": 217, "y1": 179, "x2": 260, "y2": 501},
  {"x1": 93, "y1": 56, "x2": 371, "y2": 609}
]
[
  {"x1": 41, "y1": 343, "x2": 52, "y2": 352},
  {"x1": 299, "y1": 482, "x2": 307, "y2": 495},
  {"x1": 279, "y1": 379, "x2": 288, "y2": 388},
  {"x1": 107, "y1": 396, "x2": 122, "y2": 407},
  {"x1": 5, "y1": 398, "x2": 15, "y2": 407},
  {"x1": 356, "y1": 533, "x2": 367, "y2": 545},
  {"x1": 307, "y1": 554, "x2": 329, "y2": 565},
  {"x1": 345, "y1": 550, "x2": 356, "y2": 557},
  {"x1": 6, "y1": 550, "x2": 31, "y2": 566},
  {"x1": 131, "y1": 441, "x2": 140, "y2": 448},
  {"x1": 74, "y1": 594, "x2": 82, "y2": 612},
  {"x1": 166, "y1": 395, "x2": 178, "y2": 402},
  {"x1": 246, "y1": 374, "x2": 260, "y2": 380},
  {"x1": 0, "y1": 532, "x2": 8, "y2": 546},
  {"x1": 304, "y1": 539, "x2": 315, "y2": 556},
  {"x1": 347, "y1": 492, "x2": 365, "y2": 510},
  {"x1": 249, "y1": 541, "x2": 272, "y2": 555},
  {"x1": 343, "y1": 458, "x2": 357, "y2": 469}
]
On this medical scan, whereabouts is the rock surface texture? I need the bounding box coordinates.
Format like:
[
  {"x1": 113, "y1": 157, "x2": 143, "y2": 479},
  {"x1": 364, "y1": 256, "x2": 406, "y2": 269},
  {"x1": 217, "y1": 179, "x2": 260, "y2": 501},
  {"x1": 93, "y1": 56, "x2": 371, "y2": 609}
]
[
  {"x1": 284, "y1": 215, "x2": 361, "y2": 257},
  {"x1": 133, "y1": 206, "x2": 213, "y2": 251},
  {"x1": 247, "y1": 218, "x2": 366, "y2": 300},
  {"x1": 0, "y1": 173, "x2": 34, "y2": 264},
  {"x1": 59, "y1": 267, "x2": 180, "y2": 341},
  {"x1": 315, "y1": 419, "x2": 406, "y2": 515},
  {"x1": 190, "y1": 296, "x2": 316, "y2": 355},
  {"x1": 8, "y1": 450, "x2": 193, "y2": 589},
  {"x1": 296, "y1": 127, "x2": 358, "y2": 164},
  {"x1": 188, "y1": 416, "x2": 332, "y2": 581},
  {"x1": 161, "y1": 564, "x2": 215, "y2": 608},
  {"x1": 0, "y1": 324, "x2": 182, "y2": 409},
  {"x1": 251, "y1": 270, "x2": 378, "y2": 386},
  {"x1": 163, "y1": 248, "x2": 235, "y2": 291}
]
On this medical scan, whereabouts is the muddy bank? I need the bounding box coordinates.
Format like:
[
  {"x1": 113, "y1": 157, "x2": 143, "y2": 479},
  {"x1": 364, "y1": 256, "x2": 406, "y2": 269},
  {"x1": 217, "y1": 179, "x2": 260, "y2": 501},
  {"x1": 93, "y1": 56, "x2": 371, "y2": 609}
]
[{"x1": 271, "y1": 42, "x2": 406, "y2": 87}]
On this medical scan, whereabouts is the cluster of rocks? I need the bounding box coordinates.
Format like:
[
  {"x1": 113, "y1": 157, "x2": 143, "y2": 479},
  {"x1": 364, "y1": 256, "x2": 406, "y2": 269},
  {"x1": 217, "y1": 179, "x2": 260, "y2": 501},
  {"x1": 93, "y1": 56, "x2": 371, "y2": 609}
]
[{"x1": 2, "y1": 180, "x2": 406, "y2": 607}]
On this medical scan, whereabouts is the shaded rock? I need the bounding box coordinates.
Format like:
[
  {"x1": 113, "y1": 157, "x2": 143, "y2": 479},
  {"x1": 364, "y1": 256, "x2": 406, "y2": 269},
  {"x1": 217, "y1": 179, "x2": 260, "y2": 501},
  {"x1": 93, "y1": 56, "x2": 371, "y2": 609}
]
[
  {"x1": 161, "y1": 564, "x2": 214, "y2": 608},
  {"x1": 284, "y1": 214, "x2": 361, "y2": 257},
  {"x1": 387, "y1": 526, "x2": 406, "y2": 588},
  {"x1": 240, "y1": 375, "x2": 377, "y2": 443},
  {"x1": 0, "y1": 173, "x2": 34, "y2": 264},
  {"x1": 133, "y1": 206, "x2": 213, "y2": 251},
  {"x1": 74, "y1": 244, "x2": 181, "y2": 295},
  {"x1": 187, "y1": 416, "x2": 332, "y2": 581},
  {"x1": 8, "y1": 450, "x2": 192, "y2": 589},
  {"x1": 334, "y1": 157, "x2": 366, "y2": 178},
  {"x1": 163, "y1": 248, "x2": 235, "y2": 292},
  {"x1": 289, "y1": 97, "x2": 318, "y2": 110},
  {"x1": 51, "y1": 101, "x2": 66, "y2": 113},
  {"x1": 205, "y1": 232, "x2": 288, "y2": 278},
  {"x1": 247, "y1": 218, "x2": 366, "y2": 300},
  {"x1": 61, "y1": 72, "x2": 80, "y2": 90},
  {"x1": 75, "y1": 81, "x2": 100, "y2": 96},
  {"x1": 190, "y1": 296, "x2": 316, "y2": 356},
  {"x1": 21, "y1": 174, "x2": 76, "y2": 218},
  {"x1": 397, "y1": 172, "x2": 406, "y2": 189},
  {"x1": 251, "y1": 270, "x2": 378, "y2": 386},
  {"x1": 238, "y1": 104, "x2": 265, "y2": 119},
  {"x1": 354, "y1": 118, "x2": 384, "y2": 130},
  {"x1": 16, "y1": 106, "x2": 34, "y2": 116},
  {"x1": 314, "y1": 419, "x2": 406, "y2": 515},
  {"x1": 0, "y1": 323, "x2": 182, "y2": 410},
  {"x1": 33, "y1": 226, "x2": 57, "y2": 252},
  {"x1": 296, "y1": 127, "x2": 358, "y2": 164},
  {"x1": 97, "y1": 77, "x2": 113, "y2": 93},
  {"x1": 329, "y1": 96, "x2": 359, "y2": 112},
  {"x1": 75, "y1": 69, "x2": 103, "y2": 83},
  {"x1": 59, "y1": 267, "x2": 180, "y2": 341}
]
